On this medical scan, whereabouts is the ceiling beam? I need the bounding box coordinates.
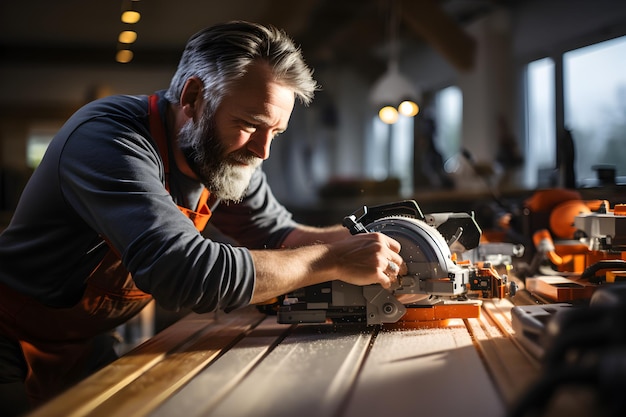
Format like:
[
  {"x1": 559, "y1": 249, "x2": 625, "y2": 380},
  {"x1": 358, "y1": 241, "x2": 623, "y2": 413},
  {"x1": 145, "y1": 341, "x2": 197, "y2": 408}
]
[{"x1": 401, "y1": 0, "x2": 476, "y2": 72}]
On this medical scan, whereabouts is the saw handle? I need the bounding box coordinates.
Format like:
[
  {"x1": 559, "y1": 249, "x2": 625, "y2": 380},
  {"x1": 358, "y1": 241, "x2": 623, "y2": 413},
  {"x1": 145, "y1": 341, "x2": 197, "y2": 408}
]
[{"x1": 342, "y1": 200, "x2": 424, "y2": 235}]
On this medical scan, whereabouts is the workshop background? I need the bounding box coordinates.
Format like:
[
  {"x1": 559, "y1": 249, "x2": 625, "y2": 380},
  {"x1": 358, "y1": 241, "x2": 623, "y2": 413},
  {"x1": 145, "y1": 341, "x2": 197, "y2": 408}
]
[
  {"x1": 2, "y1": 4, "x2": 625, "y2": 416},
  {"x1": 0, "y1": 0, "x2": 625, "y2": 228}
]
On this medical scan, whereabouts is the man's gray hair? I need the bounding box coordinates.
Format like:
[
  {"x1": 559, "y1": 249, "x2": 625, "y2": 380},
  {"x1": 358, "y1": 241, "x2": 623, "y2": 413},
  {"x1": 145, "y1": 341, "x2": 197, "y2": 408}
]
[{"x1": 165, "y1": 21, "x2": 318, "y2": 112}]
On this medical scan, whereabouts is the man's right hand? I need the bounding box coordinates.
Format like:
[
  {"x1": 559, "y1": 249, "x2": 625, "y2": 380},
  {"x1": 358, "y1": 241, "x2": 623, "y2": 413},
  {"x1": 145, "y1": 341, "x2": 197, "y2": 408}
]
[
  {"x1": 249, "y1": 232, "x2": 405, "y2": 305},
  {"x1": 327, "y1": 232, "x2": 406, "y2": 289}
]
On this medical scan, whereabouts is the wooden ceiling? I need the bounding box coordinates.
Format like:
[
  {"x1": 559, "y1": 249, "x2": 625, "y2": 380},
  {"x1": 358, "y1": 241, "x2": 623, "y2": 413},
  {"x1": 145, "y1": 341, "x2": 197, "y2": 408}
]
[{"x1": 0, "y1": 0, "x2": 505, "y2": 79}]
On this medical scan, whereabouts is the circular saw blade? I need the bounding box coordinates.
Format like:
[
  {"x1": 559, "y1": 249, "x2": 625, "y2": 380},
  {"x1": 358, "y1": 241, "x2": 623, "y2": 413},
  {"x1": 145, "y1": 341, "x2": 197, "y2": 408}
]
[{"x1": 366, "y1": 216, "x2": 457, "y2": 296}]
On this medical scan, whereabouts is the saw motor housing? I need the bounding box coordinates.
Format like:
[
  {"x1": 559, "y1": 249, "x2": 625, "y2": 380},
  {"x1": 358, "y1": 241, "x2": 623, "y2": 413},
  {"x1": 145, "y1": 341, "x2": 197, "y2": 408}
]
[{"x1": 277, "y1": 200, "x2": 510, "y2": 325}]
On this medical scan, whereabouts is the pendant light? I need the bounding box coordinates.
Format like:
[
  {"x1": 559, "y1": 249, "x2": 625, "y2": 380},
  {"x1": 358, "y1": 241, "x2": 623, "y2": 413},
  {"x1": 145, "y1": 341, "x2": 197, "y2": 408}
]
[{"x1": 369, "y1": 0, "x2": 420, "y2": 124}]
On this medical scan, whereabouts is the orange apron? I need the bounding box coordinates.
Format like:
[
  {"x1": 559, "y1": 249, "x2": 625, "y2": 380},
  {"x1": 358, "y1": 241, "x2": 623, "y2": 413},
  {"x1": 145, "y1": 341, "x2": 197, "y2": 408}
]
[{"x1": 0, "y1": 94, "x2": 212, "y2": 405}]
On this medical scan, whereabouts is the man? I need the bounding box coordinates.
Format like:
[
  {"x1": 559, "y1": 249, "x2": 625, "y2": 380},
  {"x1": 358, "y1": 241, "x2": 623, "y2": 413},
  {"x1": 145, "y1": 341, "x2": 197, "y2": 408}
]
[{"x1": 0, "y1": 21, "x2": 404, "y2": 413}]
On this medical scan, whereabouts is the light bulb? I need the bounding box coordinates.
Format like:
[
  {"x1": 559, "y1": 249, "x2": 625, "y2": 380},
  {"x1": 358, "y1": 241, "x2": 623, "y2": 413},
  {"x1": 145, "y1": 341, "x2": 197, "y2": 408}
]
[
  {"x1": 118, "y1": 31, "x2": 137, "y2": 44},
  {"x1": 116, "y1": 49, "x2": 134, "y2": 63},
  {"x1": 121, "y1": 10, "x2": 141, "y2": 24},
  {"x1": 379, "y1": 106, "x2": 399, "y2": 124},
  {"x1": 398, "y1": 100, "x2": 419, "y2": 117}
]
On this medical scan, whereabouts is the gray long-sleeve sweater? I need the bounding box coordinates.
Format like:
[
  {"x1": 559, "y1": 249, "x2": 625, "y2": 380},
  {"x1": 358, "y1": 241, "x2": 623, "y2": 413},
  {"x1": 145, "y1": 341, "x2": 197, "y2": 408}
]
[{"x1": 0, "y1": 91, "x2": 296, "y2": 313}]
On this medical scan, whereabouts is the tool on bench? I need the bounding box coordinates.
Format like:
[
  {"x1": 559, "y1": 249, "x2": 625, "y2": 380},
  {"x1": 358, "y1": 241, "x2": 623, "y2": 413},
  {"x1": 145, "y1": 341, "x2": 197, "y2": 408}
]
[
  {"x1": 524, "y1": 201, "x2": 626, "y2": 301},
  {"x1": 276, "y1": 200, "x2": 516, "y2": 326}
]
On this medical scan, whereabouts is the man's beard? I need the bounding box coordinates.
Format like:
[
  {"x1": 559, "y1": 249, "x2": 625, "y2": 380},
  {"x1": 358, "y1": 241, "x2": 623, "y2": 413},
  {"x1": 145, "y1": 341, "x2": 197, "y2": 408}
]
[{"x1": 177, "y1": 112, "x2": 262, "y2": 203}]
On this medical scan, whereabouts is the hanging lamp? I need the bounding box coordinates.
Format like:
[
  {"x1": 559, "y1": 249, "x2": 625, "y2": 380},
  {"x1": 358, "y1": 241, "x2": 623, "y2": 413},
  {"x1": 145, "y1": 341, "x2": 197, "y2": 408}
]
[{"x1": 369, "y1": 0, "x2": 420, "y2": 124}]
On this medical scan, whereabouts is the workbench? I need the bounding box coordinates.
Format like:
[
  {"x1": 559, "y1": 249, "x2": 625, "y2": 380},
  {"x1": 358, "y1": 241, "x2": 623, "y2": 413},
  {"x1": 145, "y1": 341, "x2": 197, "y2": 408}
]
[{"x1": 24, "y1": 292, "x2": 548, "y2": 417}]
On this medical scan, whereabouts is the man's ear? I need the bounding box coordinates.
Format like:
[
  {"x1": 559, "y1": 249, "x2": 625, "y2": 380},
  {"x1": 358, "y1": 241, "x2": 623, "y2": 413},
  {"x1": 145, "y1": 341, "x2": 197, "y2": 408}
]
[{"x1": 180, "y1": 77, "x2": 204, "y2": 119}]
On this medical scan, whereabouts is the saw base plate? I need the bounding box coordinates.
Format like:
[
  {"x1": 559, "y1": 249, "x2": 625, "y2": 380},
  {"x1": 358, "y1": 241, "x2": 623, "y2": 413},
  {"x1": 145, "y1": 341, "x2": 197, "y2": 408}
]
[{"x1": 384, "y1": 301, "x2": 482, "y2": 329}]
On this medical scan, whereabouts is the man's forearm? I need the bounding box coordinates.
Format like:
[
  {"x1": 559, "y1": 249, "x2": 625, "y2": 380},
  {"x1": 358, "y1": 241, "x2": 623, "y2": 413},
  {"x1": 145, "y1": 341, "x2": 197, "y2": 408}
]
[
  {"x1": 281, "y1": 224, "x2": 350, "y2": 248},
  {"x1": 249, "y1": 244, "x2": 337, "y2": 304},
  {"x1": 248, "y1": 232, "x2": 405, "y2": 305}
]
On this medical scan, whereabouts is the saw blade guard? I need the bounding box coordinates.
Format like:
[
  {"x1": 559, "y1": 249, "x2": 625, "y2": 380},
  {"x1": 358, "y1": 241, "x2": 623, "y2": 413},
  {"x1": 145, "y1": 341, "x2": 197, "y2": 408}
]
[{"x1": 365, "y1": 216, "x2": 468, "y2": 297}]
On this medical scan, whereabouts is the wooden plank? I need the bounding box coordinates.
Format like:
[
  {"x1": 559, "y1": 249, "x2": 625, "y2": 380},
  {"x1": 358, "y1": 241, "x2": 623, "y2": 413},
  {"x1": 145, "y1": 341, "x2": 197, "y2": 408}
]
[
  {"x1": 467, "y1": 299, "x2": 541, "y2": 407},
  {"x1": 479, "y1": 298, "x2": 600, "y2": 417},
  {"x1": 26, "y1": 298, "x2": 550, "y2": 417},
  {"x1": 26, "y1": 307, "x2": 263, "y2": 417},
  {"x1": 203, "y1": 323, "x2": 375, "y2": 417},
  {"x1": 526, "y1": 276, "x2": 595, "y2": 302},
  {"x1": 26, "y1": 311, "x2": 217, "y2": 417},
  {"x1": 343, "y1": 321, "x2": 505, "y2": 417},
  {"x1": 84, "y1": 308, "x2": 266, "y2": 417},
  {"x1": 482, "y1": 298, "x2": 517, "y2": 336},
  {"x1": 151, "y1": 316, "x2": 293, "y2": 417}
]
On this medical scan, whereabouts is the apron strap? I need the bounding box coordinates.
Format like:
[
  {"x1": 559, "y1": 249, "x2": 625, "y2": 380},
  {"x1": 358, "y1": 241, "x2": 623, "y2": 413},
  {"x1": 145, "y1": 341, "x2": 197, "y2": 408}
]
[{"x1": 148, "y1": 94, "x2": 212, "y2": 230}]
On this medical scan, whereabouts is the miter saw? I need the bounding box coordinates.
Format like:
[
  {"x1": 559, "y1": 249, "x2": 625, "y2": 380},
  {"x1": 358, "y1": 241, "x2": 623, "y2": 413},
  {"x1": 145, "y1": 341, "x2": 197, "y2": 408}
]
[{"x1": 276, "y1": 200, "x2": 516, "y2": 326}]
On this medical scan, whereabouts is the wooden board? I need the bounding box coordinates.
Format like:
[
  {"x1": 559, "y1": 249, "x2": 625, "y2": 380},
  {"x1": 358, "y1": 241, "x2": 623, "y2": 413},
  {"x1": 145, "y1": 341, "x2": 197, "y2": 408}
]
[
  {"x1": 27, "y1": 307, "x2": 265, "y2": 417},
  {"x1": 343, "y1": 321, "x2": 505, "y2": 417},
  {"x1": 151, "y1": 316, "x2": 293, "y2": 417},
  {"x1": 525, "y1": 276, "x2": 596, "y2": 302},
  {"x1": 468, "y1": 299, "x2": 541, "y2": 407},
  {"x1": 24, "y1": 299, "x2": 546, "y2": 417},
  {"x1": 200, "y1": 323, "x2": 375, "y2": 417}
]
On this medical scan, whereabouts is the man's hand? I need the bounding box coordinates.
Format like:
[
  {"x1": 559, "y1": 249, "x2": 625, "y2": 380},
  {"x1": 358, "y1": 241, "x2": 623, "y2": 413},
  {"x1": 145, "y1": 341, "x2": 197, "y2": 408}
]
[
  {"x1": 249, "y1": 232, "x2": 405, "y2": 304},
  {"x1": 327, "y1": 232, "x2": 406, "y2": 289}
]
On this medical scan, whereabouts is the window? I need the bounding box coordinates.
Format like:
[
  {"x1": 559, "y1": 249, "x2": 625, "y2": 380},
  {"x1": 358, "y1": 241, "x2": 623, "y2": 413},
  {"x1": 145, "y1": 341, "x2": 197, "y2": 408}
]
[
  {"x1": 366, "y1": 117, "x2": 392, "y2": 181},
  {"x1": 27, "y1": 126, "x2": 58, "y2": 169},
  {"x1": 434, "y1": 85, "x2": 463, "y2": 162},
  {"x1": 525, "y1": 57, "x2": 556, "y2": 188},
  {"x1": 564, "y1": 35, "x2": 626, "y2": 186},
  {"x1": 365, "y1": 114, "x2": 415, "y2": 196},
  {"x1": 525, "y1": 35, "x2": 626, "y2": 189},
  {"x1": 389, "y1": 115, "x2": 414, "y2": 196}
]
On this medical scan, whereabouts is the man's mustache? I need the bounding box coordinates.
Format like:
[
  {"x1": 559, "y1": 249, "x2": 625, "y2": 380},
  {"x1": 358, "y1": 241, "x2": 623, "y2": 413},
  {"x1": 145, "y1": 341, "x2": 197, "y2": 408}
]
[{"x1": 229, "y1": 151, "x2": 262, "y2": 167}]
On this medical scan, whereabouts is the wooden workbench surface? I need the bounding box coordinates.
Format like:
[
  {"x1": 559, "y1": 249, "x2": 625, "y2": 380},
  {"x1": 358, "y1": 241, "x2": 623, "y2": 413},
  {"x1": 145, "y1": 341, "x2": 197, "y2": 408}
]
[{"x1": 26, "y1": 297, "x2": 541, "y2": 417}]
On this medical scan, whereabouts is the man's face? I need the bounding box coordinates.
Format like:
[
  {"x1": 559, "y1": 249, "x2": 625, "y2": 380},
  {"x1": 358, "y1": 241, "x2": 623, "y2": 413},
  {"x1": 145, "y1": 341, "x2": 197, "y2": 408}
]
[{"x1": 178, "y1": 61, "x2": 295, "y2": 202}]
